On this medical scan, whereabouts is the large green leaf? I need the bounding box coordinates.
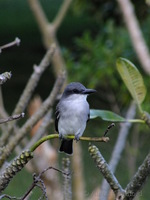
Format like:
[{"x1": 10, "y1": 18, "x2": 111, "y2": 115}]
[
  {"x1": 90, "y1": 109, "x2": 126, "y2": 122},
  {"x1": 116, "y1": 58, "x2": 146, "y2": 112},
  {"x1": 90, "y1": 109, "x2": 145, "y2": 123}
]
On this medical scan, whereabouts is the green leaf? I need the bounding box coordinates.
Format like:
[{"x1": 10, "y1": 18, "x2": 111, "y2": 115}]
[
  {"x1": 90, "y1": 109, "x2": 145, "y2": 124},
  {"x1": 90, "y1": 109, "x2": 126, "y2": 122},
  {"x1": 116, "y1": 58, "x2": 146, "y2": 112}
]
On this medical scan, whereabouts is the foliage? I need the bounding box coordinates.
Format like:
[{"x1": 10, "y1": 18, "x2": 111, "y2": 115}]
[{"x1": 64, "y1": 20, "x2": 134, "y2": 88}]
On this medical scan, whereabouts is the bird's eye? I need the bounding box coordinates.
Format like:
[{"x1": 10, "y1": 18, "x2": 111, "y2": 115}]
[{"x1": 73, "y1": 89, "x2": 79, "y2": 93}]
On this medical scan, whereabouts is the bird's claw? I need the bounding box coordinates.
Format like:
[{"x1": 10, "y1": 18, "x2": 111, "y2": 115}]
[
  {"x1": 75, "y1": 135, "x2": 80, "y2": 143},
  {"x1": 59, "y1": 134, "x2": 63, "y2": 140}
]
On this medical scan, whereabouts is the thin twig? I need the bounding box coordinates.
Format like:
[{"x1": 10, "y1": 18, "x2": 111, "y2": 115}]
[
  {"x1": 0, "y1": 194, "x2": 20, "y2": 199},
  {"x1": 21, "y1": 166, "x2": 70, "y2": 200},
  {"x1": 0, "y1": 113, "x2": 25, "y2": 124},
  {"x1": 104, "y1": 123, "x2": 115, "y2": 136},
  {"x1": 0, "y1": 38, "x2": 20, "y2": 53}
]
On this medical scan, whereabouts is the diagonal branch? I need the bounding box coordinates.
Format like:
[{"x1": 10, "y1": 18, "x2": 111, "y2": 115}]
[
  {"x1": 88, "y1": 144, "x2": 125, "y2": 199},
  {"x1": 28, "y1": 0, "x2": 68, "y2": 80},
  {"x1": 0, "y1": 73, "x2": 66, "y2": 168},
  {"x1": 12, "y1": 45, "x2": 55, "y2": 115},
  {"x1": 28, "y1": 0, "x2": 48, "y2": 36},
  {"x1": 53, "y1": 0, "x2": 73, "y2": 31}
]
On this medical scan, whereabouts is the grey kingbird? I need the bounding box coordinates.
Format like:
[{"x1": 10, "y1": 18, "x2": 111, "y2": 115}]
[{"x1": 55, "y1": 82, "x2": 96, "y2": 155}]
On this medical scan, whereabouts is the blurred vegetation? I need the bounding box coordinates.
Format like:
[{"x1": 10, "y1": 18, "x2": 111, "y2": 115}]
[{"x1": 1, "y1": 0, "x2": 150, "y2": 199}]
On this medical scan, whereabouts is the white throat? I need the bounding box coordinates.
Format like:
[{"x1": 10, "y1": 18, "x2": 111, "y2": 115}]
[{"x1": 65, "y1": 94, "x2": 88, "y2": 102}]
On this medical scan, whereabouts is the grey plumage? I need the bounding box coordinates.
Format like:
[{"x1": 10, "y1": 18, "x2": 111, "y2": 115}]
[{"x1": 55, "y1": 82, "x2": 96, "y2": 155}]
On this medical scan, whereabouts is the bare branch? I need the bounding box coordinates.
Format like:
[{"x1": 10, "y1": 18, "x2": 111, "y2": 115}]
[
  {"x1": 0, "y1": 38, "x2": 20, "y2": 53},
  {"x1": 28, "y1": 0, "x2": 68, "y2": 81},
  {"x1": 117, "y1": 0, "x2": 150, "y2": 74},
  {"x1": 21, "y1": 166, "x2": 70, "y2": 200},
  {"x1": 0, "y1": 73, "x2": 66, "y2": 168},
  {"x1": 0, "y1": 113, "x2": 25, "y2": 124},
  {"x1": 53, "y1": 0, "x2": 73, "y2": 31},
  {"x1": 0, "y1": 166, "x2": 69, "y2": 199},
  {"x1": 25, "y1": 110, "x2": 53, "y2": 150},
  {"x1": 28, "y1": 0, "x2": 48, "y2": 36}
]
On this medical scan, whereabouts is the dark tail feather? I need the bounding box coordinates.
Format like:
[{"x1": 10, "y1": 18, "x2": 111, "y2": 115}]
[{"x1": 59, "y1": 139, "x2": 73, "y2": 155}]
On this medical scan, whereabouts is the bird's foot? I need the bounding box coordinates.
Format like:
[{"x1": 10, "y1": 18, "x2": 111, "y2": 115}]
[
  {"x1": 59, "y1": 134, "x2": 63, "y2": 140},
  {"x1": 74, "y1": 135, "x2": 80, "y2": 143}
]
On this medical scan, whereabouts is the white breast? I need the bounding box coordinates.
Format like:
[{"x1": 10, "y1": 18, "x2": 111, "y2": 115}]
[{"x1": 58, "y1": 94, "x2": 89, "y2": 138}]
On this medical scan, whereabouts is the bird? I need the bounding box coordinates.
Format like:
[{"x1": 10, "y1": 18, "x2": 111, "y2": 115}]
[{"x1": 55, "y1": 82, "x2": 96, "y2": 155}]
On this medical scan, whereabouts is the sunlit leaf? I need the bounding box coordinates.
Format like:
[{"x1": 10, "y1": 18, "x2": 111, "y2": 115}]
[{"x1": 116, "y1": 58, "x2": 146, "y2": 112}]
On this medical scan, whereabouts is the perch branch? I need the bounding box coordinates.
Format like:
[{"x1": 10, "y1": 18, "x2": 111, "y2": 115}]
[{"x1": 30, "y1": 135, "x2": 109, "y2": 152}]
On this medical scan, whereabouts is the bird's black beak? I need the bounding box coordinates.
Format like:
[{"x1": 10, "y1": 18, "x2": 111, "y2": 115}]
[{"x1": 82, "y1": 88, "x2": 97, "y2": 94}]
